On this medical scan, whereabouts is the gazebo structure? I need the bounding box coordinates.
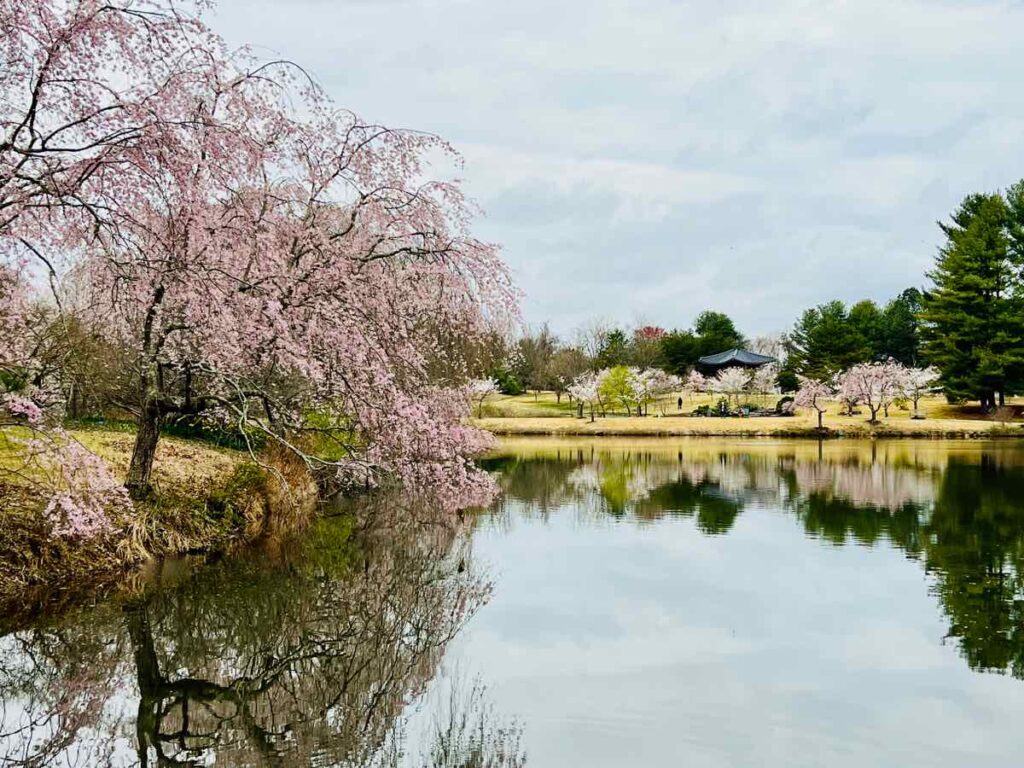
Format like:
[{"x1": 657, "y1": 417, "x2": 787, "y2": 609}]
[{"x1": 697, "y1": 348, "x2": 775, "y2": 373}]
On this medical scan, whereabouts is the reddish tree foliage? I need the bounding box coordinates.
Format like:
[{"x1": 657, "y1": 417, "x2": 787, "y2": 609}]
[{"x1": 634, "y1": 325, "x2": 666, "y2": 340}]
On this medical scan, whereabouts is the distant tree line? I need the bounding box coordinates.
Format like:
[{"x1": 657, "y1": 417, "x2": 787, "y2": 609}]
[
  {"x1": 785, "y1": 290, "x2": 923, "y2": 381},
  {"x1": 481, "y1": 179, "x2": 1024, "y2": 413},
  {"x1": 476, "y1": 297, "x2": 921, "y2": 404}
]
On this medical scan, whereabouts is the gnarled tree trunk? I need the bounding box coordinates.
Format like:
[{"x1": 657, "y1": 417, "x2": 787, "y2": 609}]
[{"x1": 126, "y1": 402, "x2": 162, "y2": 499}]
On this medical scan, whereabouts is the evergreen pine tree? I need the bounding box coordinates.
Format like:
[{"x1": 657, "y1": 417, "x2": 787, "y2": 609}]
[
  {"x1": 920, "y1": 193, "x2": 1024, "y2": 408},
  {"x1": 787, "y1": 300, "x2": 870, "y2": 379}
]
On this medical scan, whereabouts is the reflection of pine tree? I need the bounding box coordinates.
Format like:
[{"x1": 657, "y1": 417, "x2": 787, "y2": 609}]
[
  {"x1": 925, "y1": 460, "x2": 1024, "y2": 678},
  {"x1": 492, "y1": 445, "x2": 1024, "y2": 680}
]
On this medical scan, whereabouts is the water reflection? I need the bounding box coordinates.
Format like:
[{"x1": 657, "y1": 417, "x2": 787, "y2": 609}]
[
  {"x1": 0, "y1": 501, "x2": 523, "y2": 767},
  {"x1": 6, "y1": 438, "x2": 1024, "y2": 767},
  {"x1": 485, "y1": 438, "x2": 1024, "y2": 680}
]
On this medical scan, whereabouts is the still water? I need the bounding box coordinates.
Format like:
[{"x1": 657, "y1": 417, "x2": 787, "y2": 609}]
[{"x1": 4, "y1": 438, "x2": 1024, "y2": 766}]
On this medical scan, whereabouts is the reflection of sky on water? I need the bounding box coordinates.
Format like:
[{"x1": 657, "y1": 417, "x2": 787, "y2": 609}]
[
  {"x1": 6, "y1": 440, "x2": 1024, "y2": 767},
  {"x1": 450, "y1": 441, "x2": 1024, "y2": 767}
]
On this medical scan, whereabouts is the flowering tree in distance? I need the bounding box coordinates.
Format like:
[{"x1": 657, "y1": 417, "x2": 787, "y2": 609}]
[
  {"x1": 794, "y1": 376, "x2": 833, "y2": 429},
  {"x1": 750, "y1": 363, "x2": 780, "y2": 398},
  {"x1": 631, "y1": 369, "x2": 681, "y2": 415},
  {"x1": 838, "y1": 362, "x2": 903, "y2": 423},
  {"x1": 682, "y1": 369, "x2": 706, "y2": 409},
  {"x1": 901, "y1": 366, "x2": 940, "y2": 418},
  {"x1": 469, "y1": 379, "x2": 500, "y2": 418},
  {"x1": 567, "y1": 371, "x2": 602, "y2": 421},
  {"x1": 685, "y1": 370, "x2": 706, "y2": 393},
  {"x1": 712, "y1": 367, "x2": 750, "y2": 409}
]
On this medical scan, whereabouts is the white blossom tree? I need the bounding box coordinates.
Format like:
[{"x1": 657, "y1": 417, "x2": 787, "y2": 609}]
[
  {"x1": 632, "y1": 369, "x2": 682, "y2": 416},
  {"x1": 468, "y1": 379, "x2": 500, "y2": 418},
  {"x1": 711, "y1": 367, "x2": 750, "y2": 410},
  {"x1": 682, "y1": 370, "x2": 707, "y2": 410},
  {"x1": 793, "y1": 376, "x2": 833, "y2": 429},
  {"x1": 567, "y1": 371, "x2": 602, "y2": 421},
  {"x1": 750, "y1": 362, "x2": 780, "y2": 408},
  {"x1": 900, "y1": 366, "x2": 941, "y2": 418},
  {"x1": 838, "y1": 362, "x2": 903, "y2": 423}
]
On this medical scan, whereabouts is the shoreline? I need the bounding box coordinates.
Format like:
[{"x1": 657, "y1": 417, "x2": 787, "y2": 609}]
[
  {"x1": 475, "y1": 416, "x2": 1024, "y2": 440},
  {"x1": 0, "y1": 428, "x2": 318, "y2": 628}
]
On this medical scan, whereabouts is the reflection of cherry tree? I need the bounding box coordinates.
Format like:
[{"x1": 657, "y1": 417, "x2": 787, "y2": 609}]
[
  {"x1": 793, "y1": 462, "x2": 937, "y2": 512},
  {"x1": 0, "y1": 620, "x2": 124, "y2": 768},
  {"x1": 493, "y1": 445, "x2": 947, "y2": 530},
  {"x1": 494, "y1": 445, "x2": 1024, "y2": 681},
  {"x1": 0, "y1": 502, "x2": 523, "y2": 767}
]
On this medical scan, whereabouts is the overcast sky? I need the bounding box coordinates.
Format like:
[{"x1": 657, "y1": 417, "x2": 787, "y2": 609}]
[{"x1": 215, "y1": 0, "x2": 1024, "y2": 338}]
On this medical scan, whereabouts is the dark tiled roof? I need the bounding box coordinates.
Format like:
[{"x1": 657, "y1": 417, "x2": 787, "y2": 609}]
[{"x1": 697, "y1": 348, "x2": 776, "y2": 367}]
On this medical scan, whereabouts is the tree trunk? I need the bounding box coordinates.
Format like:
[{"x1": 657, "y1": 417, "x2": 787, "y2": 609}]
[
  {"x1": 125, "y1": 603, "x2": 163, "y2": 767},
  {"x1": 126, "y1": 403, "x2": 162, "y2": 499},
  {"x1": 817, "y1": 410, "x2": 823, "y2": 429},
  {"x1": 981, "y1": 390, "x2": 995, "y2": 412},
  {"x1": 67, "y1": 383, "x2": 78, "y2": 420}
]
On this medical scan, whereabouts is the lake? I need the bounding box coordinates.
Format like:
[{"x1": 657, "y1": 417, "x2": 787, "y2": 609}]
[{"x1": 3, "y1": 437, "x2": 1024, "y2": 766}]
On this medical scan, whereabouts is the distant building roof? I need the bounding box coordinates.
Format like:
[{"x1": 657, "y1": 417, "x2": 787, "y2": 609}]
[{"x1": 697, "y1": 348, "x2": 775, "y2": 368}]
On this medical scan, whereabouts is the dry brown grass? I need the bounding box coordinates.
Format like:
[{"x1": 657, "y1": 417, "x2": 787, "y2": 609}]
[
  {"x1": 0, "y1": 428, "x2": 319, "y2": 625},
  {"x1": 74, "y1": 429, "x2": 240, "y2": 491},
  {"x1": 475, "y1": 393, "x2": 1024, "y2": 438}
]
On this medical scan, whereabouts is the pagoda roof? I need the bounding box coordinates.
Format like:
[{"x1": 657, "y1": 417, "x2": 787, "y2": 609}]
[{"x1": 697, "y1": 348, "x2": 775, "y2": 368}]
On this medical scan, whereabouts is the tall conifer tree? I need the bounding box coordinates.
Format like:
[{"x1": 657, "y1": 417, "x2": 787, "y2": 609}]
[{"x1": 920, "y1": 192, "x2": 1024, "y2": 408}]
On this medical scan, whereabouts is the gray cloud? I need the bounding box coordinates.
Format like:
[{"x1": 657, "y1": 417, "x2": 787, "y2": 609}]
[{"x1": 214, "y1": 0, "x2": 1024, "y2": 336}]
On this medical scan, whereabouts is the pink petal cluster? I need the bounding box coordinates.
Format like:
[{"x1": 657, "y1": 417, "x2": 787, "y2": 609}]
[
  {"x1": 2, "y1": 393, "x2": 43, "y2": 424},
  {"x1": 8, "y1": 431, "x2": 129, "y2": 538},
  {"x1": 2, "y1": 1, "x2": 518, "y2": 513},
  {"x1": 40, "y1": 437, "x2": 129, "y2": 538},
  {"x1": 837, "y1": 361, "x2": 904, "y2": 421}
]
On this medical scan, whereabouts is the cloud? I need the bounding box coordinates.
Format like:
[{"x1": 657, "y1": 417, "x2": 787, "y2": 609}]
[{"x1": 213, "y1": 0, "x2": 1024, "y2": 336}]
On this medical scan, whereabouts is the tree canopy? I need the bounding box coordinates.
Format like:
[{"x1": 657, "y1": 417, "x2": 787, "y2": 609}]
[{"x1": 920, "y1": 192, "x2": 1024, "y2": 408}]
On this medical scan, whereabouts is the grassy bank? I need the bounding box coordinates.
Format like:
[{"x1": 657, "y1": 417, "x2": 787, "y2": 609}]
[
  {"x1": 476, "y1": 393, "x2": 1024, "y2": 439},
  {"x1": 0, "y1": 426, "x2": 316, "y2": 622}
]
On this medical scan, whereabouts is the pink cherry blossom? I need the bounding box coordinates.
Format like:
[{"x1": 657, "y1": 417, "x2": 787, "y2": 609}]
[
  {"x1": 837, "y1": 361, "x2": 904, "y2": 423},
  {"x1": 794, "y1": 376, "x2": 833, "y2": 429},
  {"x1": 2, "y1": 1, "x2": 517, "y2": 524}
]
